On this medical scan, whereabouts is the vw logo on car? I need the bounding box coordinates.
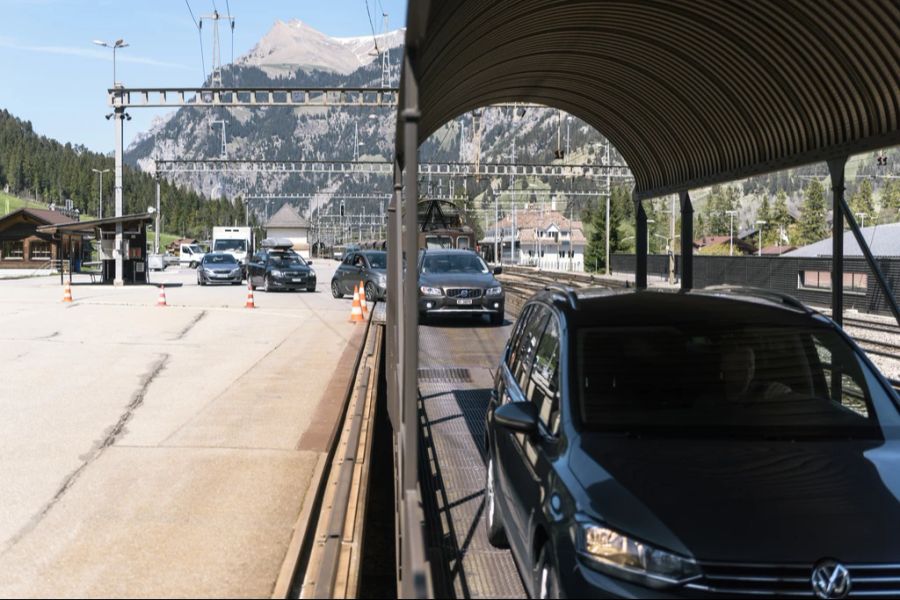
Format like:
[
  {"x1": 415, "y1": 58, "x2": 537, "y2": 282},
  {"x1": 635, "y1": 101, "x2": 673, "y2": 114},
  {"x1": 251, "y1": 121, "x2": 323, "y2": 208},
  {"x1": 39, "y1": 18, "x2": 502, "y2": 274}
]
[{"x1": 812, "y1": 560, "x2": 851, "y2": 599}]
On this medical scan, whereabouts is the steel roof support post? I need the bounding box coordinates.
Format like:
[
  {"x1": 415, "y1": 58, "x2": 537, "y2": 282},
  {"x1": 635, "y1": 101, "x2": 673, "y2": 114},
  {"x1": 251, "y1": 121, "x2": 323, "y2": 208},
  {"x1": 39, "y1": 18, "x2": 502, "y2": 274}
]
[
  {"x1": 400, "y1": 52, "x2": 424, "y2": 600},
  {"x1": 679, "y1": 191, "x2": 693, "y2": 290},
  {"x1": 838, "y1": 188, "x2": 900, "y2": 327},
  {"x1": 387, "y1": 162, "x2": 402, "y2": 432},
  {"x1": 828, "y1": 156, "x2": 846, "y2": 327},
  {"x1": 635, "y1": 197, "x2": 648, "y2": 289}
]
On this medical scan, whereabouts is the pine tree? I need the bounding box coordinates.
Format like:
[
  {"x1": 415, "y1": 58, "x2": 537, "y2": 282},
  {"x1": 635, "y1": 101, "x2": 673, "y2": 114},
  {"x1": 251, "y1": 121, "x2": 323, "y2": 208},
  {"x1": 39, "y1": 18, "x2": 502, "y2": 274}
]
[
  {"x1": 798, "y1": 180, "x2": 829, "y2": 245},
  {"x1": 849, "y1": 178, "x2": 876, "y2": 225},
  {"x1": 772, "y1": 189, "x2": 791, "y2": 245}
]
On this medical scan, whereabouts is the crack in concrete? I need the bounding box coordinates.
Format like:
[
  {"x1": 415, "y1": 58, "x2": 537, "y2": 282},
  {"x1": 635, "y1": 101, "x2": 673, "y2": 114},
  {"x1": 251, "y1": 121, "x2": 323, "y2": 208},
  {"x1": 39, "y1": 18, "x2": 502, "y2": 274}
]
[
  {"x1": 0, "y1": 353, "x2": 170, "y2": 556},
  {"x1": 172, "y1": 310, "x2": 207, "y2": 341}
]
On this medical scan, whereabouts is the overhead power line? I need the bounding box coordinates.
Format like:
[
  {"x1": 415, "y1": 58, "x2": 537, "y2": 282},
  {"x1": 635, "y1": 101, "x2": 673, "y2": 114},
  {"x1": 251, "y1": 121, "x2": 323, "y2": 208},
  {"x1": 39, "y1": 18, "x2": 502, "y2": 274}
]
[{"x1": 184, "y1": 0, "x2": 207, "y2": 83}]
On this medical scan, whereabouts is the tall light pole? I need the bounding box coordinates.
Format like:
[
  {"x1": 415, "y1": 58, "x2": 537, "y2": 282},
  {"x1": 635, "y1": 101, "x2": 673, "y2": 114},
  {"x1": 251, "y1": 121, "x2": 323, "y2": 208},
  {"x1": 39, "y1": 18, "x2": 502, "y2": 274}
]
[
  {"x1": 725, "y1": 210, "x2": 737, "y2": 256},
  {"x1": 91, "y1": 168, "x2": 109, "y2": 219},
  {"x1": 92, "y1": 39, "x2": 128, "y2": 86},
  {"x1": 756, "y1": 220, "x2": 767, "y2": 256}
]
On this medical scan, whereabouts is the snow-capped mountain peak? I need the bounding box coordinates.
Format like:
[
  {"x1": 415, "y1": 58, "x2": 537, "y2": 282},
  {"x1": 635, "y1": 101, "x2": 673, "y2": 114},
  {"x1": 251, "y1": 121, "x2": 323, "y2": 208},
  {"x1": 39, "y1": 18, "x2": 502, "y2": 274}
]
[{"x1": 237, "y1": 19, "x2": 405, "y2": 77}]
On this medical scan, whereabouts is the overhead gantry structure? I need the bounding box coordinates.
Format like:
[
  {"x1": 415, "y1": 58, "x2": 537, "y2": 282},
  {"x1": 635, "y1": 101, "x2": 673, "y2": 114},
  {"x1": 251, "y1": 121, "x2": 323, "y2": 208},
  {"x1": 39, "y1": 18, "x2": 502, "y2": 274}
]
[{"x1": 387, "y1": 1, "x2": 900, "y2": 596}]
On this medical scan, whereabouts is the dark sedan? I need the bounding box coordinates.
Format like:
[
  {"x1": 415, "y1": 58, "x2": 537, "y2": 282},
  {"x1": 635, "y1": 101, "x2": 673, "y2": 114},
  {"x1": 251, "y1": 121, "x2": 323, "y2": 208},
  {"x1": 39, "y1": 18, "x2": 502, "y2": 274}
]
[
  {"x1": 486, "y1": 288, "x2": 900, "y2": 599},
  {"x1": 197, "y1": 252, "x2": 243, "y2": 285},
  {"x1": 247, "y1": 247, "x2": 316, "y2": 292},
  {"x1": 331, "y1": 250, "x2": 387, "y2": 300},
  {"x1": 418, "y1": 249, "x2": 505, "y2": 325}
]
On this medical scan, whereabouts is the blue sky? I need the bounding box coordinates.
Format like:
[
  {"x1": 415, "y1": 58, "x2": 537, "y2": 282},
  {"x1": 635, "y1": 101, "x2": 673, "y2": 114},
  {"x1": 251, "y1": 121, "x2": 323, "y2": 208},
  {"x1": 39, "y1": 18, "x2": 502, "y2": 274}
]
[{"x1": 0, "y1": 0, "x2": 407, "y2": 153}]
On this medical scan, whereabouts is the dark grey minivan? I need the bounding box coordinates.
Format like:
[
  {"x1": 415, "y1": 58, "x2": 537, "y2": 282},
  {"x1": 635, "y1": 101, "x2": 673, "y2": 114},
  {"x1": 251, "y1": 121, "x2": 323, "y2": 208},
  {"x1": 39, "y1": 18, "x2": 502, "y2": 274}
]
[{"x1": 331, "y1": 250, "x2": 387, "y2": 300}]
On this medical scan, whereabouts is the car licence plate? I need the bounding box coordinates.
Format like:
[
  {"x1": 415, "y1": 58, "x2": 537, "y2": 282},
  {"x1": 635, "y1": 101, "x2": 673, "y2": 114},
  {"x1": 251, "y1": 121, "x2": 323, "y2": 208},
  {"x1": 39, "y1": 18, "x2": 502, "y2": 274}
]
[
  {"x1": 292, "y1": 278, "x2": 305, "y2": 283},
  {"x1": 457, "y1": 298, "x2": 473, "y2": 305}
]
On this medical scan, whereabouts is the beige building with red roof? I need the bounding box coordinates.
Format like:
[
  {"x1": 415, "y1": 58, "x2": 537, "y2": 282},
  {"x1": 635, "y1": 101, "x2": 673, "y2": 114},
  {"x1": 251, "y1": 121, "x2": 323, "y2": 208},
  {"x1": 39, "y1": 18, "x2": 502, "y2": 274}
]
[{"x1": 484, "y1": 208, "x2": 587, "y2": 271}]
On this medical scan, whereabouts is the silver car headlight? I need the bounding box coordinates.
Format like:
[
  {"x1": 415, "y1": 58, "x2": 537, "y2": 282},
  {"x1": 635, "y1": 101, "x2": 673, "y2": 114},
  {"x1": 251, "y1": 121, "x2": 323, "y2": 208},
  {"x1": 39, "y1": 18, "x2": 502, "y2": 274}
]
[
  {"x1": 420, "y1": 285, "x2": 443, "y2": 296},
  {"x1": 271, "y1": 269, "x2": 284, "y2": 277},
  {"x1": 309, "y1": 269, "x2": 316, "y2": 278},
  {"x1": 231, "y1": 268, "x2": 242, "y2": 276},
  {"x1": 486, "y1": 286, "x2": 503, "y2": 296},
  {"x1": 579, "y1": 524, "x2": 699, "y2": 588}
]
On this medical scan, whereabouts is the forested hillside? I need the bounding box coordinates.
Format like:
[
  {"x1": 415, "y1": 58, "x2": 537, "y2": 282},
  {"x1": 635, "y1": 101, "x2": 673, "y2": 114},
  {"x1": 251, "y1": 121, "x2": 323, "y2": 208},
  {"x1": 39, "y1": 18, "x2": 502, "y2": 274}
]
[{"x1": 0, "y1": 109, "x2": 251, "y2": 238}]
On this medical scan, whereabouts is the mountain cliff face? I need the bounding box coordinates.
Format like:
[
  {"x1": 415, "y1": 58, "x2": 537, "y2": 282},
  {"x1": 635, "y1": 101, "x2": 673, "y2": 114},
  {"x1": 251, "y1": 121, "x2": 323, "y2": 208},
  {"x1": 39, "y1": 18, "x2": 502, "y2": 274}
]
[{"x1": 124, "y1": 21, "x2": 611, "y2": 226}]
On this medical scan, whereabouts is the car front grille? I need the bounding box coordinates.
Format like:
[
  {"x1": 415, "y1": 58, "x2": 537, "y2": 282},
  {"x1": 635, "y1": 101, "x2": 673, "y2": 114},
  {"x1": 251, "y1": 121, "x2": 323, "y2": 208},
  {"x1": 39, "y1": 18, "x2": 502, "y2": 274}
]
[
  {"x1": 685, "y1": 561, "x2": 900, "y2": 597},
  {"x1": 445, "y1": 287, "x2": 483, "y2": 299}
]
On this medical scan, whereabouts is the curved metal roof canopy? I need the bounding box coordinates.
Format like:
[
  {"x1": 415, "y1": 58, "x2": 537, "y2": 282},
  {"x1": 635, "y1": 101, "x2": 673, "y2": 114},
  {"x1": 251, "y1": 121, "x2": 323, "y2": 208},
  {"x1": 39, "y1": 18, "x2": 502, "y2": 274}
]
[{"x1": 398, "y1": 0, "x2": 900, "y2": 199}]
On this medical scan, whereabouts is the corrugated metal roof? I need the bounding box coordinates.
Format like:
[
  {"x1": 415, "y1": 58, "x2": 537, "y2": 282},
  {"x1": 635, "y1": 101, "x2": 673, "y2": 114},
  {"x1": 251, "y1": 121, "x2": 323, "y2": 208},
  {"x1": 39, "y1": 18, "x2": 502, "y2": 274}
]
[
  {"x1": 398, "y1": 0, "x2": 900, "y2": 199},
  {"x1": 784, "y1": 223, "x2": 900, "y2": 257}
]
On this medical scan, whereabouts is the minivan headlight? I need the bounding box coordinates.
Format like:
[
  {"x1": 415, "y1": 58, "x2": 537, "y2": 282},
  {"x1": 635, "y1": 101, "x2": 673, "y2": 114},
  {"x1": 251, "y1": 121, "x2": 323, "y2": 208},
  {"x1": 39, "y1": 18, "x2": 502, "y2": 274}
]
[
  {"x1": 486, "y1": 286, "x2": 503, "y2": 296},
  {"x1": 579, "y1": 525, "x2": 699, "y2": 588},
  {"x1": 420, "y1": 286, "x2": 443, "y2": 296},
  {"x1": 271, "y1": 269, "x2": 284, "y2": 278}
]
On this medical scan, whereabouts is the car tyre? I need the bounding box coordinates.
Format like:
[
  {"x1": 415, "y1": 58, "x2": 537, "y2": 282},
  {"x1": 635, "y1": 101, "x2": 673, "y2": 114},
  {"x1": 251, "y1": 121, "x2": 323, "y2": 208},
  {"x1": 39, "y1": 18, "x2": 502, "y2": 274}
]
[
  {"x1": 331, "y1": 281, "x2": 343, "y2": 299},
  {"x1": 365, "y1": 281, "x2": 378, "y2": 303},
  {"x1": 189, "y1": 261, "x2": 197, "y2": 269},
  {"x1": 534, "y1": 545, "x2": 561, "y2": 600},
  {"x1": 485, "y1": 456, "x2": 508, "y2": 548},
  {"x1": 307, "y1": 284, "x2": 316, "y2": 293},
  {"x1": 491, "y1": 312, "x2": 504, "y2": 326}
]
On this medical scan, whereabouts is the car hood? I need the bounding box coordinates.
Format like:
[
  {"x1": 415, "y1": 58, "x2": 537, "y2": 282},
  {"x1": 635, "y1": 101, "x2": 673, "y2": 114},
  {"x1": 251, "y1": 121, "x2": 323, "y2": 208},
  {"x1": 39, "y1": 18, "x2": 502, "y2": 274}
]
[
  {"x1": 274, "y1": 265, "x2": 311, "y2": 274},
  {"x1": 570, "y1": 436, "x2": 900, "y2": 563},
  {"x1": 418, "y1": 272, "x2": 499, "y2": 289}
]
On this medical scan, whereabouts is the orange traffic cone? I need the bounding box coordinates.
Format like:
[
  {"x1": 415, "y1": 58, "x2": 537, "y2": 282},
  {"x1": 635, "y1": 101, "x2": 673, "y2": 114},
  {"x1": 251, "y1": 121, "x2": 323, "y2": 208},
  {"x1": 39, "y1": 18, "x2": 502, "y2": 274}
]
[
  {"x1": 358, "y1": 281, "x2": 369, "y2": 316},
  {"x1": 62, "y1": 281, "x2": 73, "y2": 303},
  {"x1": 349, "y1": 284, "x2": 364, "y2": 323},
  {"x1": 156, "y1": 285, "x2": 168, "y2": 307},
  {"x1": 245, "y1": 281, "x2": 256, "y2": 309}
]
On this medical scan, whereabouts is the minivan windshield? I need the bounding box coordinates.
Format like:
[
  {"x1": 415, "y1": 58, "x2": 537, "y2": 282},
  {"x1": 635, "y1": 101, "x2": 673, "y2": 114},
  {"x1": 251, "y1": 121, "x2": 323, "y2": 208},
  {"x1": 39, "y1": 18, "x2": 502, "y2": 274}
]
[
  {"x1": 577, "y1": 325, "x2": 887, "y2": 440},
  {"x1": 214, "y1": 239, "x2": 247, "y2": 252},
  {"x1": 421, "y1": 253, "x2": 488, "y2": 274}
]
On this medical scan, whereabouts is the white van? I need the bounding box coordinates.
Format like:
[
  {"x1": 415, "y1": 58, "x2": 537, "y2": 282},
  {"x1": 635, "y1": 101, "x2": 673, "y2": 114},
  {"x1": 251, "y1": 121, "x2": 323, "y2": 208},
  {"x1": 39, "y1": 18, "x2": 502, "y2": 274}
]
[{"x1": 179, "y1": 243, "x2": 205, "y2": 268}]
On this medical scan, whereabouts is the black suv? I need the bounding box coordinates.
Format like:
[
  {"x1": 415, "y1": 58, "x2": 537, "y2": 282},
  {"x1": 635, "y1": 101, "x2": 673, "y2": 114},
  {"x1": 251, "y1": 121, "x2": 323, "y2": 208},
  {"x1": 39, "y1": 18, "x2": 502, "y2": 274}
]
[
  {"x1": 418, "y1": 249, "x2": 505, "y2": 325},
  {"x1": 247, "y1": 247, "x2": 316, "y2": 292},
  {"x1": 485, "y1": 287, "x2": 900, "y2": 599}
]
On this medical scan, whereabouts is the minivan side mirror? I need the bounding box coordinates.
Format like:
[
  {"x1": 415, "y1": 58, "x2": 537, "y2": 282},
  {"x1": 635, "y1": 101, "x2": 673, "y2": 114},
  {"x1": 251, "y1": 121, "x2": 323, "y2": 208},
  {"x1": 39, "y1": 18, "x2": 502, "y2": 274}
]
[
  {"x1": 493, "y1": 266, "x2": 503, "y2": 275},
  {"x1": 307, "y1": 260, "x2": 313, "y2": 265},
  {"x1": 494, "y1": 401, "x2": 538, "y2": 434}
]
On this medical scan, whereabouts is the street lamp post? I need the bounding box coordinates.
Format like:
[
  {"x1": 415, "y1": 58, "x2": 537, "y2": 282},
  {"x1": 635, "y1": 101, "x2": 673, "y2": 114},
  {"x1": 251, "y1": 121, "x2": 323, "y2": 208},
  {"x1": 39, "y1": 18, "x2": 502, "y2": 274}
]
[
  {"x1": 756, "y1": 220, "x2": 767, "y2": 256},
  {"x1": 91, "y1": 168, "x2": 109, "y2": 219},
  {"x1": 856, "y1": 212, "x2": 868, "y2": 228},
  {"x1": 92, "y1": 39, "x2": 129, "y2": 86},
  {"x1": 725, "y1": 210, "x2": 737, "y2": 256}
]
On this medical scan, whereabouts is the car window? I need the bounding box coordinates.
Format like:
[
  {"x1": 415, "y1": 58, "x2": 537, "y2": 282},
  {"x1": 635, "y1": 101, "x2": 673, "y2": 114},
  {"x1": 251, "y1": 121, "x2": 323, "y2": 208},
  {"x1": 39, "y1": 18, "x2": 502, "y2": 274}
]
[
  {"x1": 343, "y1": 253, "x2": 356, "y2": 266},
  {"x1": 513, "y1": 306, "x2": 550, "y2": 392},
  {"x1": 531, "y1": 315, "x2": 561, "y2": 435},
  {"x1": 506, "y1": 305, "x2": 533, "y2": 371},
  {"x1": 577, "y1": 325, "x2": 885, "y2": 440},
  {"x1": 354, "y1": 255, "x2": 366, "y2": 268}
]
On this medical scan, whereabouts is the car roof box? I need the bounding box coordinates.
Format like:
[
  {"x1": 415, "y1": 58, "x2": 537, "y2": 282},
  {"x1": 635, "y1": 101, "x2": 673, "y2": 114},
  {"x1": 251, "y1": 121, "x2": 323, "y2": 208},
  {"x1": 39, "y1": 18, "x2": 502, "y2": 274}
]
[{"x1": 260, "y1": 238, "x2": 294, "y2": 249}]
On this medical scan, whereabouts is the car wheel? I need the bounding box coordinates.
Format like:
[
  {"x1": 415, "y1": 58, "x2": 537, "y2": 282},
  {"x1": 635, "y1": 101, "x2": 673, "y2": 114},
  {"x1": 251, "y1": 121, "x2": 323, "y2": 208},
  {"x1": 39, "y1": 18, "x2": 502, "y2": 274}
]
[
  {"x1": 264, "y1": 276, "x2": 271, "y2": 293},
  {"x1": 306, "y1": 284, "x2": 316, "y2": 293},
  {"x1": 331, "y1": 281, "x2": 343, "y2": 299},
  {"x1": 418, "y1": 311, "x2": 427, "y2": 325},
  {"x1": 534, "y1": 545, "x2": 561, "y2": 600},
  {"x1": 485, "y1": 456, "x2": 508, "y2": 547},
  {"x1": 189, "y1": 261, "x2": 197, "y2": 269},
  {"x1": 365, "y1": 281, "x2": 378, "y2": 303},
  {"x1": 491, "y1": 312, "x2": 504, "y2": 326}
]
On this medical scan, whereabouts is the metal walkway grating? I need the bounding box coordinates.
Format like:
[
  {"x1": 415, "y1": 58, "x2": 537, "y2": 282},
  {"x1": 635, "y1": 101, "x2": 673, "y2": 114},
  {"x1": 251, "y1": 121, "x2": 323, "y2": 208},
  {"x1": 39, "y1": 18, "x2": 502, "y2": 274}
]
[
  {"x1": 418, "y1": 367, "x2": 473, "y2": 383},
  {"x1": 417, "y1": 324, "x2": 525, "y2": 599}
]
